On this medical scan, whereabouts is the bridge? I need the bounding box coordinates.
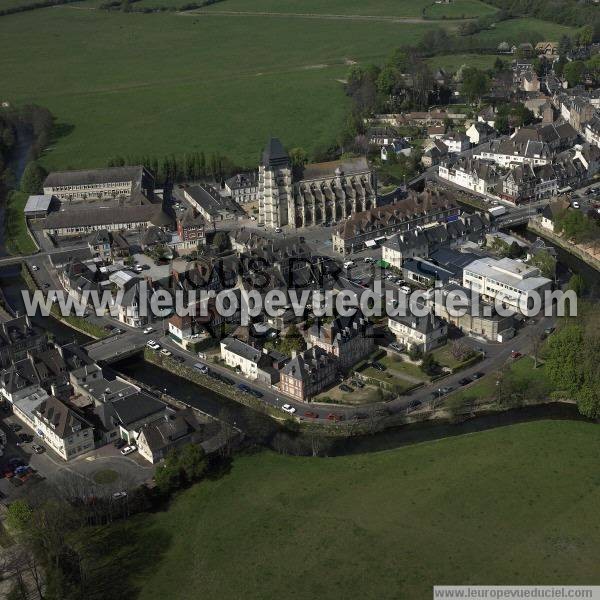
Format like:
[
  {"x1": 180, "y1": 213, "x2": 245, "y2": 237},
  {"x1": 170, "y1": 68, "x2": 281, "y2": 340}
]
[{"x1": 85, "y1": 332, "x2": 148, "y2": 365}]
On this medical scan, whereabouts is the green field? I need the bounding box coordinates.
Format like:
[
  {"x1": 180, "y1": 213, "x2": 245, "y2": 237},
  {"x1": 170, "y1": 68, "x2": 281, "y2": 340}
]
[
  {"x1": 86, "y1": 420, "x2": 600, "y2": 599},
  {"x1": 424, "y1": 0, "x2": 497, "y2": 19},
  {"x1": 473, "y1": 17, "x2": 579, "y2": 45},
  {"x1": 0, "y1": 8, "x2": 436, "y2": 170},
  {"x1": 427, "y1": 53, "x2": 505, "y2": 72}
]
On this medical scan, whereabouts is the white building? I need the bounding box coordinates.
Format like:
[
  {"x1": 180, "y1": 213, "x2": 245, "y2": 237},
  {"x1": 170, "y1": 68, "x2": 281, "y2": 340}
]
[
  {"x1": 463, "y1": 257, "x2": 552, "y2": 316},
  {"x1": 43, "y1": 166, "x2": 153, "y2": 203},
  {"x1": 442, "y1": 131, "x2": 470, "y2": 154},
  {"x1": 388, "y1": 312, "x2": 447, "y2": 352},
  {"x1": 438, "y1": 158, "x2": 500, "y2": 196},
  {"x1": 474, "y1": 139, "x2": 552, "y2": 168},
  {"x1": 220, "y1": 337, "x2": 263, "y2": 380},
  {"x1": 32, "y1": 395, "x2": 94, "y2": 461},
  {"x1": 466, "y1": 121, "x2": 497, "y2": 146},
  {"x1": 224, "y1": 172, "x2": 259, "y2": 204}
]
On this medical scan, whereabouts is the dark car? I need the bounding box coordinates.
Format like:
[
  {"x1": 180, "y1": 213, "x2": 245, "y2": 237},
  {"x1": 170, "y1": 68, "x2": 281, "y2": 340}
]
[
  {"x1": 103, "y1": 324, "x2": 114, "y2": 331},
  {"x1": 371, "y1": 361, "x2": 386, "y2": 372},
  {"x1": 174, "y1": 356, "x2": 185, "y2": 364},
  {"x1": 459, "y1": 377, "x2": 471, "y2": 386},
  {"x1": 408, "y1": 400, "x2": 421, "y2": 409},
  {"x1": 352, "y1": 380, "x2": 365, "y2": 388},
  {"x1": 327, "y1": 413, "x2": 344, "y2": 422},
  {"x1": 471, "y1": 372, "x2": 484, "y2": 380},
  {"x1": 250, "y1": 389, "x2": 264, "y2": 398},
  {"x1": 237, "y1": 383, "x2": 251, "y2": 393},
  {"x1": 339, "y1": 384, "x2": 353, "y2": 393}
]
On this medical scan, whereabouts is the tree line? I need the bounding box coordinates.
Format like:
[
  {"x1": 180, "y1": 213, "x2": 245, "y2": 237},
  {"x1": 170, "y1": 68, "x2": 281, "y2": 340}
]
[{"x1": 0, "y1": 0, "x2": 81, "y2": 19}]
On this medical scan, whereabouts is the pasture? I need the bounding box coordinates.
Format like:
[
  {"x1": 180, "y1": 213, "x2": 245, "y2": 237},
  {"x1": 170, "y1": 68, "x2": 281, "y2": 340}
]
[{"x1": 83, "y1": 420, "x2": 600, "y2": 600}]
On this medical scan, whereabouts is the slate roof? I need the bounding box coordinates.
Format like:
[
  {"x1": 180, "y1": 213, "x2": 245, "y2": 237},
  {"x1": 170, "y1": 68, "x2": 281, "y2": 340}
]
[
  {"x1": 44, "y1": 166, "x2": 144, "y2": 188},
  {"x1": 42, "y1": 205, "x2": 160, "y2": 230},
  {"x1": 139, "y1": 409, "x2": 204, "y2": 452},
  {"x1": 108, "y1": 392, "x2": 166, "y2": 427},
  {"x1": 389, "y1": 311, "x2": 445, "y2": 335},
  {"x1": 221, "y1": 337, "x2": 262, "y2": 363},
  {"x1": 262, "y1": 138, "x2": 290, "y2": 168},
  {"x1": 281, "y1": 346, "x2": 337, "y2": 382},
  {"x1": 24, "y1": 195, "x2": 52, "y2": 214},
  {"x1": 34, "y1": 395, "x2": 92, "y2": 439}
]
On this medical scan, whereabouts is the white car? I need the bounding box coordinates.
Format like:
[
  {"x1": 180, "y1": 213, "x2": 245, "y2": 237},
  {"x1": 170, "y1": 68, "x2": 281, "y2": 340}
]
[
  {"x1": 160, "y1": 348, "x2": 172, "y2": 357},
  {"x1": 146, "y1": 340, "x2": 160, "y2": 350},
  {"x1": 31, "y1": 265, "x2": 39, "y2": 271},
  {"x1": 281, "y1": 404, "x2": 296, "y2": 414},
  {"x1": 143, "y1": 327, "x2": 153, "y2": 334},
  {"x1": 193, "y1": 363, "x2": 209, "y2": 374},
  {"x1": 275, "y1": 227, "x2": 282, "y2": 233},
  {"x1": 250, "y1": 216, "x2": 256, "y2": 221},
  {"x1": 120, "y1": 445, "x2": 136, "y2": 455},
  {"x1": 112, "y1": 491, "x2": 128, "y2": 500},
  {"x1": 572, "y1": 201, "x2": 580, "y2": 209},
  {"x1": 343, "y1": 261, "x2": 355, "y2": 269}
]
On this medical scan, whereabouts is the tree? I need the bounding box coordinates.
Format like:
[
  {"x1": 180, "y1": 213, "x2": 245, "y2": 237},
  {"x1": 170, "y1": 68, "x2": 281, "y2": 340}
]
[
  {"x1": 289, "y1": 147, "x2": 308, "y2": 170},
  {"x1": 563, "y1": 60, "x2": 586, "y2": 87},
  {"x1": 460, "y1": 68, "x2": 489, "y2": 105},
  {"x1": 577, "y1": 25, "x2": 594, "y2": 47},
  {"x1": 277, "y1": 323, "x2": 307, "y2": 356},
  {"x1": 20, "y1": 161, "x2": 47, "y2": 195},
  {"x1": 178, "y1": 444, "x2": 208, "y2": 482},
  {"x1": 212, "y1": 231, "x2": 229, "y2": 250},
  {"x1": 420, "y1": 352, "x2": 438, "y2": 376},
  {"x1": 6, "y1": 500, "x2": 33, "y2": 532},
  {"x1": 529, "y1": 250, "x2": 556, "y2": 279},
  {"x1": 154, "y1": 452, "x2": 182, "y2": 494},
  {"x1": 568, "y1": 274, "x2": 586, "y2": 297}
]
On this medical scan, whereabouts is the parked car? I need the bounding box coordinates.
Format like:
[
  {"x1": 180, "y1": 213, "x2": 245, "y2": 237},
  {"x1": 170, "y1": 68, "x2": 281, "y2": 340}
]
[
  {"x1": 17, "y1": 433, "x2": 33, "y2": 444},
  {"x1": 237, "y1": 383, "x2": 251, "y2": 393},
  {"x1": 193, "y1": 363, "x2": 209, "y2": 374},
  {"x1": 160, "y1": 348, "x2": 172, "y2": 357},
  {"x1": 408, "y1": 400, "x2": 421, "y2": 409},
  {"x1": 112, "y1": 491, "x2": 128, "y2": 500},
  {"x1": 274, "y1": 227, "x2": 282, "y2": 233},
  {"x1": 543, "y1": 326, "x2": 555, "y2": 337},
  {"x1": 281, "y1": 404, "x2": 296, "y2": 414},
  {"x1": 250, "y1": 389, "x2": 263, "y2": 398},
  {"x1": 389, "y1": 342, "x2": 404, "y2": 353},
  {"x1": 511, "y1": 351, "x2": 522, "y2": 359},
  {"x1": 146, "y1": 340, "x2": 160, "y2": 350},
  {"x1": 371, "y1": 361, "x2": 386, "y2": 372},
  {"x1": 459, "y1": 377, "x2": 471, "y2": 386},
  {"x1": 304, "y1": 411, "x2": 319, "y2": 419},
  {"x1": 104, "y1": 324, "x2": 114, "y2": 332},
  {"x1": 339, "y1": 384, "x2": 353, "y2": 393},
  {"x1": 352, "y1": 379, "x2": 365, "y2": 388},
  {"x1": 120, "y1": 445, "x2": 137, "y2": 456},
  {"x1": 31, "y1": 443, "x2": 45, "y2": 454},
  {"x1": 327, "y1": 413, "x2": 344, "y2": 422},
  {"x1": 471, "y1": 372, "x2": 484, "y2": 380},
  {"x1": 31, "y1": 265, "x2": 39, "y2": 271},
  {"x1": 143, "y1": 327, "x2": 153, "y2": 334},
  {"x1": 114, "y1": 438, "x2": 127, "y2": 449}
]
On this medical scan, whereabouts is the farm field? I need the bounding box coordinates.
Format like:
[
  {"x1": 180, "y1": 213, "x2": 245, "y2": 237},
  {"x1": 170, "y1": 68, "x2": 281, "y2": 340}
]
[
  {"x1": 473, "y1": 17, "x2": 579, "y2": 46},
  {"x1": 0, "y1": 8, "x2": 435, "y2": 170},
  {"x1": 82, "y1": 420, "x2": 600, "y2": 600}
]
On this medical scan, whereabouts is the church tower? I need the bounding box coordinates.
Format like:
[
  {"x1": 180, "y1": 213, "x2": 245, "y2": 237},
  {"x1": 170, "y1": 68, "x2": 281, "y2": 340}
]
[{"x1": 258, "y1": 138, "x2": 293, "y2": 228}]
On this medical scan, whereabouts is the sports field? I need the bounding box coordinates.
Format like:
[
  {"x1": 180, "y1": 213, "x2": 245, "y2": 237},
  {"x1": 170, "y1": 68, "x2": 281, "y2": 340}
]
[{"x1": 84, "y1": 420, "x2": 600, "y2": 600}]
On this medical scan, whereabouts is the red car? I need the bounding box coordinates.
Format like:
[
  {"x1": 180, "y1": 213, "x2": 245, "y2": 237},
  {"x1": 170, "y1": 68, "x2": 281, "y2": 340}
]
[
  {"x1": 327, "y1": 413, "x2": 344, "y2": 422},
  {"x1": 304, "y1": 411, "x2": 319, "y2": 419}
]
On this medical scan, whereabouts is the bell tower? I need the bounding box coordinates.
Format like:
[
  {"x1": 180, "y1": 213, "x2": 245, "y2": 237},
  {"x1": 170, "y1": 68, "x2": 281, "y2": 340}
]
[{"x1": 258, "y1": 137, "x2": 293, "y2": 228}]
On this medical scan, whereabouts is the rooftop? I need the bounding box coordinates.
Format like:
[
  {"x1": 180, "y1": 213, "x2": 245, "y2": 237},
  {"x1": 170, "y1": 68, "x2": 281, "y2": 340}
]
[{"x1": 44, "y1": 165, "x2": 145, "y2": 188}]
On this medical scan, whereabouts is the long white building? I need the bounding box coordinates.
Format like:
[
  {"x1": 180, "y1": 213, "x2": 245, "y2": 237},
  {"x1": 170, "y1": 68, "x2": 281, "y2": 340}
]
[{"x1": 463, "y1": 257, "x2": 552, "y2": 316}]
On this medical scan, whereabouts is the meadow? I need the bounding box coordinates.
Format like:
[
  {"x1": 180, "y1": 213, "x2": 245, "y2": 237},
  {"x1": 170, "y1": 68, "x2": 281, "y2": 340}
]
[
  {"x1": 83, "y1": 420, "x2": 600, "y2": 600},
  {"x1": 423, "y1": 0, "x2": 497, "y2": 19},
  {"x1": 0, "y1": 4, "x2": 581, "y2": 171}
]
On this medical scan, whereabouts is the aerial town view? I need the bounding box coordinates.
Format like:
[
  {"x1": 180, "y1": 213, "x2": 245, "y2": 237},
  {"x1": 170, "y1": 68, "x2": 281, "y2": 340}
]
[{"x1": 1, "y1": 0, "x2": 600, "y2": 598}]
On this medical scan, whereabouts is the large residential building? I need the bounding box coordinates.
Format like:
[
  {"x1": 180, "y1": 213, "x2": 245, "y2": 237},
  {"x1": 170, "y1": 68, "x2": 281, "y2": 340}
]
[
  {"x1": 279, "y1": 346, "x2": 338, "y2": 402},
  {"x1": 463, "y1": 257, "x2": 552, "y2": 316},
  {"x1": 41, "y1": 203, "x2": 174, "y2": 238},
  {"x1": 474, "y1": 138, "x2": 552, "y2": 168},
  {"x1": 183, "y1": 185, "x2": 242, "y2": 223},
  {"x1": 381, "y1": 213, "x2": 488, "y2": 268},
  {"x1": 32, "y1": 395, "x2": 94, "y2": 461},
  {"x1": 0, "y1": 316, "x2": 47, "y2": 368},
  {"x1": 332, "y1": 188, "x2": 460, "y2": 255},
  {"x1": 466, "y1": 121, "x2": 497, "y2": 146},
  {"x1": 43, "y1": 166, "x2": 154, "y2": 204},
  {"x1": 176, "y1": 208, "x2": 205, "y2": 246},
  {"x1": 308, "y1": 314, "x2": 374, "y2": 371},
  {"x1": 388, "y1": 312, "x2": 447, "y2": 352},
  {"x1": 438, "y1": 158, "x2": 501, "y2": 196},
  {"x1": 441, "y1": 131, "x2": 470, "y2": 154},
  {"x1": 258, "y1": 138, "x2": 376, "y2": 229},
  {"x1": 224, "y1": 172, "x2": 259, "y2": 204}
]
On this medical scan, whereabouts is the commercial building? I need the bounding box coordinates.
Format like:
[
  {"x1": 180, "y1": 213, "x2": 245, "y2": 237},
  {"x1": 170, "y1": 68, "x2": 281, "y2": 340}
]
[
  {"x1": 463, "y1": 257, "x2": 552, "y2": 316},
  {"x1": 43, "y1": 166, "x2": 154, "y2": 204}
]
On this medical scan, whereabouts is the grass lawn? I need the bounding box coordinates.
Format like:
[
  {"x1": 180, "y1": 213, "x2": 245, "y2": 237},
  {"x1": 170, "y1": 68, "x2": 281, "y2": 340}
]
[
  {"x1": 430, "y1": 344, "x2": 482, "y2": 371},
  {"x1": 424, "y1": 0, "x2": 497, "y2": 19},
  {"x1": 380, "y1": 355, "x2": 428, "y2": 380},
  {"x1": 447, "y1": 356, "x2": 550, "y2": 405},
  {"x1": 4, "y1": 191, "x2": 38, "y2": 255},
  {"x1": 92, "y1": 469, "x2": 120, "y2": 485},
  {"x1": 426, "y1": 53, "x2": 505, "y2": 72},
  {"x1": 82, "y1": 420, "x2": 600, "y2": 599},
  {"x1": 0, "y1": 8, "x2": 435, "y2": 171},
  {"x1": 473, "y1": 17, "x2": 580, "y2": 46},
  {"x1": 201, "y1": 0, "x2": 437, "y2": 18}
]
